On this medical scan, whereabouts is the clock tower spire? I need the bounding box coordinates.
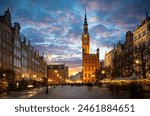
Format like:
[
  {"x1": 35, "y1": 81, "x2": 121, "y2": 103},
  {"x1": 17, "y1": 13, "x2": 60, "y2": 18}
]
[
  {"x1": 81, "y1": 10, "x2": 100, "y2": 84},
  {"x1": 82, "y1": 10, "x2": 90, "y2": 54},
  {"x1": 84, "y1": 10, "x2": 88, "y2": 34}
]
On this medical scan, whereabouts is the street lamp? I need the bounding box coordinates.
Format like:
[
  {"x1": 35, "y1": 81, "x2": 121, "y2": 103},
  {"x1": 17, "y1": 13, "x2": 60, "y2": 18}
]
[
  {"x1": 3, "y1": 73, "x2": 6, "y2": 81},
  {"x1": 22, "y1": 74, "x2": 25, "y2": 78},
  {"x1": 101, "y1": 70, "x2": 106, "y2": 79},
  {"x1": 55, "y1": 70, "x2": 57, "y2": 73},
  {"x1": 135, "y1": 59, "x2": 140, "y2": 83},
  {"x1": 33, "y1": 75, "x2": 36, "y2": 78},
  {"x1": 135, "y1": 60, "x2": 139, "y2": 64},
  {"x1": 101, "y1": 70, "x2": 105, "y2": 74},
  {"x1": 46, "y1": 69, "x2": 49, "y2": 94}
]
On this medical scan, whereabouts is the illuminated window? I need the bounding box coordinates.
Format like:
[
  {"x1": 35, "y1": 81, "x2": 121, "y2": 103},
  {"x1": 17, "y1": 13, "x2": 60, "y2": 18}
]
[
  {"x1": 88, "y1": 66, "x2": 90, "y2": 71},
  {"x1": 89, "y1": 73, "x2": 91, "y2": 78},
  {"x1": 85, "y1": 73, "x2": 87, "y2": 78},
  {"x1": 92, "y1": 66, "x2": 94, "y2": 71},
  {"x1": 85, "y1": 66, "x2": 87, "y2": 71}
]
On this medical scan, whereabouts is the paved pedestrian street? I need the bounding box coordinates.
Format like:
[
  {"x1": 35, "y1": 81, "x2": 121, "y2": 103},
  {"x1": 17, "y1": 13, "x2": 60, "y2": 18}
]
[{"x1": 0, "y1": 86, "x2": 130, "y2": 99}]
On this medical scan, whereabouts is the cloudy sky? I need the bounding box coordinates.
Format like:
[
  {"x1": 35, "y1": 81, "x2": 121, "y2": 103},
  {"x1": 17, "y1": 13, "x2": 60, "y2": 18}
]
[{"x1": 0, "y1": 0, "x2": 150, "y2": 76}]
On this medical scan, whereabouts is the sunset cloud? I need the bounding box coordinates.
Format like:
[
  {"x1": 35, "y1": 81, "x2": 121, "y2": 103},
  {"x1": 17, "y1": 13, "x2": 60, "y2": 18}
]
[{"x1": 1, "y1": 0, "x2": 150, "y2": 76}]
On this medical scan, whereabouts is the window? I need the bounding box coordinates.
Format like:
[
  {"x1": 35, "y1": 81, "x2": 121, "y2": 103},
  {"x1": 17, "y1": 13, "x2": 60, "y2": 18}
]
[
  {"x1": 88, "y1": 73, "x2": 91, "y2": 78},
  {"x1": 134, "y1": 36, "x2": 136, "y2": 40},
  {"x1": 10, "y1": 56, "x2": 12, "y2": 64},
  {"x1": 85, "y1": 73, "x2": 87, "y2": 78},
  {"x1": 85, "y1": 66, "x2": 87, "y2": 71},
  {"x1": 92, "y1": 66, "x2": 94, "y2": 71},
  {"x1": 14, "y1": 39, "x2": 20, "y2": 48},
  {"x1": 138, "y1": 33, "x2": 141, "y2": 39},
  {"x1": 143, "y1": 30, "x2": 146, "y2": 36},
  {"x1": 3, "y1": 41, "x2": 6, "y2": 48},
  {"x1": 88, "y1": 66, "x2": 90, "y2": 71}
]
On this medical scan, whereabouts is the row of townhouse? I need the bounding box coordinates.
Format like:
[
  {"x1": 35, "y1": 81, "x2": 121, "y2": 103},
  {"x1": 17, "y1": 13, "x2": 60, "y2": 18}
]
[{"x1": 0, "y1": 8, "x2": 47, "y2": 90}]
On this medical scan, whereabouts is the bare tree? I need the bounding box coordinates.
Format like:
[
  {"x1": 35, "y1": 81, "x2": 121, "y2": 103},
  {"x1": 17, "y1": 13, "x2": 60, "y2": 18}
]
[
  {"x1": 133, "y1": 39, "x2": 150, "y2": 79},
  {"x1": 111, "y1": 37, "x2": 150, "y2": 79}
]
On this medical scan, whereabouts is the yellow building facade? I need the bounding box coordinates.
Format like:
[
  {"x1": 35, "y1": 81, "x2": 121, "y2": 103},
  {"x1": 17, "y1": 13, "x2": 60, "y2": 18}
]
[
  {"x1": 133, "y1": 12, "x2": 150, "y2": 45},
  {"x1": 82, "y1": 12, "x2": 100, "y2": 83}
]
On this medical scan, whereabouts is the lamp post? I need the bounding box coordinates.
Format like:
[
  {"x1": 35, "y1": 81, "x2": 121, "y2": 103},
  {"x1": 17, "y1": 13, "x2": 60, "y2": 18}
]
[
  {"x1": 3, "y1": 73, "x2": 6, "y2": 81},
  {"x1": 135, "y1": 59, "x2": 140, "y2": 83},
  {"x1": 3, "y1": 73, "x2": 9, "y2": 94},
  {"x1": 46, "y1": 67, "x2": 49, "y2": 94},
  {"x1": 101, "y1": 70, "x2": 106, "y2": 79},
  {"x1": 45, "y1": 77, "x2": 49, "y2": 94}
]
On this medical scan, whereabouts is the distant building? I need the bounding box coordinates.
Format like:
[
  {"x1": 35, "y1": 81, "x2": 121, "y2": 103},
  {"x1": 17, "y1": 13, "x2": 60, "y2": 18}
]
[
  {"x1": 47, "y1": 64, "x2": 69, "y2": 84},
  {"x1": 104, "y1": 50, "x2": 113, "y2": 68},
  {"x1": 82, "y1": 12, "x2": 100, "y2": 83},
  {"x1": 70, "y1": 72, "x2": 82, "y2": 82}
]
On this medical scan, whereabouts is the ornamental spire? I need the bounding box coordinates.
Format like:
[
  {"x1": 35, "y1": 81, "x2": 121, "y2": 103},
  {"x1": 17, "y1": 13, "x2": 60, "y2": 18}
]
[
  {"x1": 83, "y1": 9, "x2": 88, "y2": 33},
  {"x1": 84, "y1": 9, "x2": 87, "y2": 25}
]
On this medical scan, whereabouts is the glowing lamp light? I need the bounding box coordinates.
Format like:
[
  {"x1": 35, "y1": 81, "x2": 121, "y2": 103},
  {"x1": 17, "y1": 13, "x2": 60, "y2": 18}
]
[
  {"x1": 55, "y1": 70, "x2": 57, "y2": 73},
  {"x1": 33, "y1": 75, "x2": 36, "y2": 78},
  {"x1": 135, "y1": 60, "x2": 139, "y2": 64},
  {"x1": 101, "y1": 70, "x2": 105, "y2": 74}
]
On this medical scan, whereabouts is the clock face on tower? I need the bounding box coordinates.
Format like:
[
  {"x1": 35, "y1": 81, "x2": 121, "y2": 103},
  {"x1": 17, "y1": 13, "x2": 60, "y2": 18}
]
[{"x1": 84, "y1": 34, "x2": 88, "y2": 37}]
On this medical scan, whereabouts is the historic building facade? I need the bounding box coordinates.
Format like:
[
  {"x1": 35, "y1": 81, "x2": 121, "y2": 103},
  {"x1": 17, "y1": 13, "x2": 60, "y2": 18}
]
[
  {"x1": 133, "y1": 12, "x2": 150, "y2": 45},
  {"x1": 0, "y1": 9, "x2": 47, "y2": 91},
  {"x1": 0, "y1": 9, "x2": 14, "y2": 89},
  {"x1": 13, "y1": 23, "x2": 22, "y2": 81},
  {"x1": 82, "y1": 12, "x2": 100, "y2": 83},
  {"x1": 47, "y1": 64, "x2": 68, "y2": 84},
  {"x1": 104, "y1": 12, "x2": 150, "y2": 79}
]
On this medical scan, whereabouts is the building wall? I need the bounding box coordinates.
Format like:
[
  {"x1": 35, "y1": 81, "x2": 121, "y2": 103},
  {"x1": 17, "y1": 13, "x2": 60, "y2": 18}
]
[
  {"x1": 0, "y1": 9, "x2": 14, "y2": 81},
  {"x1": 0, "y1": 9, "x2": 47, "y2": 87},
  {"x1": 82, "y1": 13, "x2": 100, "y2": 83},
  {"x1": 104, "y1": 50, "x2": 113, "y2": 67},
  {"x1": 21, "y1": 40, "x2": 28, "y2": 80},
  {"x1": 13, "y1": 23, "x2": 22, "y2": 81},
  {"x1": 133, "y1": 20, "x2": 150, "y2": 45},
  {"x1": 82, "y1": 54, "x2": 99, "y2": 83}
]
